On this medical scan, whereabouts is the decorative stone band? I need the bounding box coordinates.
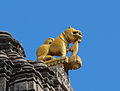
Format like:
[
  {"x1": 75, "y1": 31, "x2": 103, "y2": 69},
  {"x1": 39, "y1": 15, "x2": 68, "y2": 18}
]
[
  {"x1": 45, "y1": 56, "x2": 82, "y2": 70},
  {"x1": 45, "y1": 58, "x2": 67, "y2": 67}
]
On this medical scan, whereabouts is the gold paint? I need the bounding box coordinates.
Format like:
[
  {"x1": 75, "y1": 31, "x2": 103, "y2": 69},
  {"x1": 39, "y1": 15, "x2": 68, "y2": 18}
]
[{"x1": 36, "y1": 26, "x2": 82, "y2": 70}]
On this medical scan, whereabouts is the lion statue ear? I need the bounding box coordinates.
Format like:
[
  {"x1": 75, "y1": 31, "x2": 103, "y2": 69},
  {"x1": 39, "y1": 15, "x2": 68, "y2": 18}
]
[{"x1": 68, "y1": 26, "x2": 72, "y2": 29}]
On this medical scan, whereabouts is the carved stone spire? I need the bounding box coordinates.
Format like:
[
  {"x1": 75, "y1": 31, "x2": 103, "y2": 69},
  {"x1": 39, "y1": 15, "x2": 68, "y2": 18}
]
[{"x1": 0, "y1": 31, "x2": 75, "y2": 91}]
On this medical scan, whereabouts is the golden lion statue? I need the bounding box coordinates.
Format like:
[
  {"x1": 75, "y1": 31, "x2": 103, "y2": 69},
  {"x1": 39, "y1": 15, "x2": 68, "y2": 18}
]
[{"x1": 36, "y1": 26, "x2": 82, "y2": 70}]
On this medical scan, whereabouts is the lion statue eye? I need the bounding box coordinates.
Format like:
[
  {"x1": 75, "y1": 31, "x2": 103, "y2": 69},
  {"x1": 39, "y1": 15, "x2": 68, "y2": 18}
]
[
  {"x1": 73, "y1": 31, "x2": 78, "y2": 34},
  {"x1": 49, "y1": 42, "x2": 52, "y2": 44},
  {"x1": 79, "y1": 32, "x2": 82, "y2": 35}
]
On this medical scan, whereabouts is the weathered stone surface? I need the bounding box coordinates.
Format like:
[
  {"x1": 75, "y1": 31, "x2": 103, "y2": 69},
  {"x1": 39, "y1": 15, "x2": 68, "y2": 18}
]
[
  {"x1": 0, "y1": 31, "x2": 74, "y2": 91},
  {"x1": 0, "y1": 77, "x2": 7, "y2": 91}
]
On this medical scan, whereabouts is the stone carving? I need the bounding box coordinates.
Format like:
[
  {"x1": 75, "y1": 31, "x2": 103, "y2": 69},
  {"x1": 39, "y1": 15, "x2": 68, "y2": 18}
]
[
  {"x1": 0, "y1": 30, "x2": 82, "y2": 91},
  {"x1": 0, "y1": 31, "x2": 26, "y2": 59},
  {"x1": 36, "y1": 26, "x2": 82, "y2": 70}
]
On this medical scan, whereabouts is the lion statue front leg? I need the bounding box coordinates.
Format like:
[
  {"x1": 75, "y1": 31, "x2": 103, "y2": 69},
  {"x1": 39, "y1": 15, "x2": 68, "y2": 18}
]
[{"x1": 65, "y1": 40, "x2": 82, "y2": 70}]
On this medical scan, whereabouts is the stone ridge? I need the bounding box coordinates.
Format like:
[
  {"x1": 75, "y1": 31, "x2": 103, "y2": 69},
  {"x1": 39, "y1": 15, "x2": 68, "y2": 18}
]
[{"x1": 0, "y1": 31, "x2": 74, "y2": 91}]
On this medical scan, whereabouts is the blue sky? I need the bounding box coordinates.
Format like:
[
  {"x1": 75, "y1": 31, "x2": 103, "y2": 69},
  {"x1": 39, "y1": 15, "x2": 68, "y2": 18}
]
[{"x1": 0, "y1": 0, "x2": 120, "y2": 91}]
